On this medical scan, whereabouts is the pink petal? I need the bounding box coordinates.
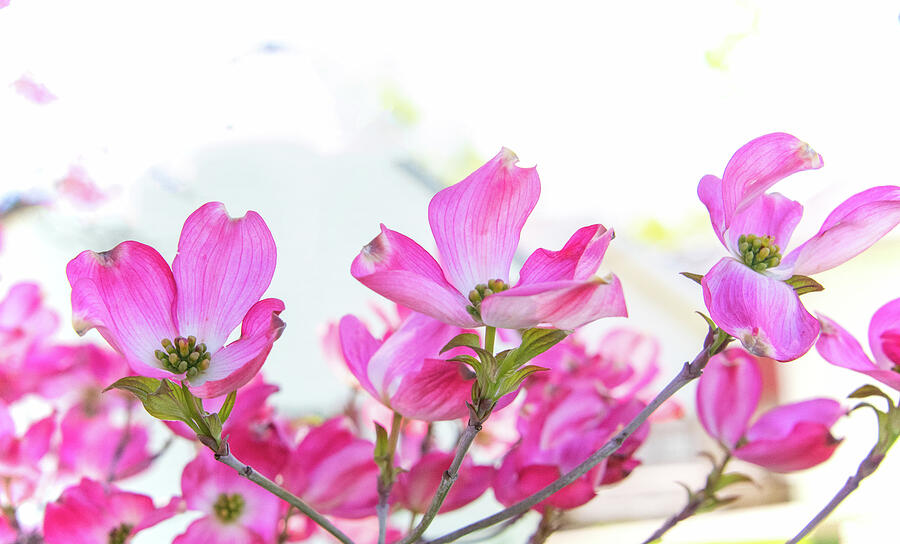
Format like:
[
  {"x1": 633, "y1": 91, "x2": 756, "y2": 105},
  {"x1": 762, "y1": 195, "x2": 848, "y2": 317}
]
[
  {"x1": 174, "y1": 518, "x2": 264, "y2": 544},
  {"x1": 517, "y1": 225, "x2": 614, "y2": 284},
  {"x1": 701, "y1": 258, "x2": 819, "y2": 361},
  {"x1": 480, "y1": 276, "x2": 627, "y2": 330},
  {"x1": 816, "y1": 313, "x2": 900, "y2": 391},
  {"x1": 698, "y1": 175, "x2": 727, "y2": 246},
  {"x1": 189, "y1": 298, "x2": 285, "y2": 398},
  {"x1": 869, "y1": 298, "x2": 900, "y2": 369},
  {"x1": 337, "y1": 315, "x2": 382, "y2": 399},
  {"x1": 12, "y1": 74, "x2": 57, "y2": 104},
  {"x1": 351, "y1": 225, "x2": 477, "y2": 327},
  {"x1": 745, "y1": 398, "x2": 844, "y2": 443},
  {"x1": 696, "y1": 348, "x2": 762, "y2": 448},
  {"x1": 395, "y1": 452, "x2": 493, "y2": 513},
  {"x1": 390, "y1": 358, "x2": 474, "y2": 421},
  {"x1": 428, "y1": 148, "x2": 540, "y2": 293},
  {"x1": 173, "y1": 202, "x2": 277, "y2": 352},
  {"x1": 720, "y1": 133, "x2": 823, "y2": 228},
  {"x1": 787, "y1": 186, "x2": 900, "y2": 276},
  {"x1": 725, "y1": 192, "x2": 803, "y2": 257},
  {"x1": 67, "y1": 241, "x2": 178, "y2": 377}
]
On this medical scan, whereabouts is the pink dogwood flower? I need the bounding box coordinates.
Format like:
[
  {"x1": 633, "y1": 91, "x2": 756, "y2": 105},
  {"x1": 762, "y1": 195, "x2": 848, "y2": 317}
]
[
  {"x1": 697, "y1": 348, "x2": 844, "y2": 472},
  {"x1": 817, "y1": 298, "x2": 900, "y2": 391},
  {"x1": 67, "y1": 202, "x2": 285, "y2": 398},
  {"x1": 699, "y1": 133, "x2": 900, "y2": 361},
  {"x1": 44, "y1": 478, "x2": 180, "y2": 544},
  {"x1": 393, "y1": 451, "x2": 494, "y2": 514},
  {"x1": 0, "y1": 402, "x2": 55, "y2": 504},
  {"x1": 176, "y1": 452, "x2": 281, "y2": 544},
  {"x1": 352, "y1": 148, "x2": 626, "y2": 331}
]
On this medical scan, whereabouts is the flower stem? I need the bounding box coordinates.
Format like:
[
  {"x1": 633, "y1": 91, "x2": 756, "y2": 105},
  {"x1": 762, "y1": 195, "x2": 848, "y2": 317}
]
[
  {"x1": 378, "y1": 412, "x2": 405, "y2": 544},
  {"x1": 424, "y1": 338, "x2": 721, "y2": 544},
  {"x1": 484, "y1": 326, "x2": 496, "y2": 354},
  {"x1": 528, "y1": 507, "x2": 562, "y2": 544},
  {"x1": 785, "y1": 446, "x2": 886, "y2": 544},
  {"x1": 214, "y1": 450, "x2": 355, "y2": 544}
]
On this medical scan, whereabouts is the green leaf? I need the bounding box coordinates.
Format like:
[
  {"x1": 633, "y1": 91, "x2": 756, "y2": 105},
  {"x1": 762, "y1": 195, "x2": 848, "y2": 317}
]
[
  {"x1": 848, "y1": 384, "x2": 894, "y2": 405},
  {"x1": 440, "y1": 333, "x2": 482, "y2": 354},
  {"x1": 218, "y1": 390, "x2": 237, "y2": 423},
  {"x1": 517, "y1": 328, "x2": 570, "y2": 361},
  {"x1": 711, "y1": 472, "x2": 754, "y2": 493},
  {"x1": 448, "y1": 354, "x2": 481, "y2": 370},
  {"x1": 785, "y1": 275, "x2": 824, "y2": 296},
  {"x1": 680, "y1": 272, "x2": 704, "y2": 285},
  {"x1": 496, "y1": 365, "x2": 549, "y2": 399},
  {"x1": 373, "y1": 422, "x2": 389, "y2": 459},
  {"x1": 107, "y1": 377, "x2": 192, "y2": 424}
]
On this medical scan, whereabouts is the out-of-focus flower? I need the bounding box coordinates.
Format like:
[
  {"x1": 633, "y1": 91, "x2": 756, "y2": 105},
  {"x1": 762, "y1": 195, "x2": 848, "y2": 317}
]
[
  {"x1": 43, "y1": 478, "x2": 180, "y2": 544},
  {"x1": 0, "y1": 402, "x2": 55, "y2": 503},
  {"x1": 817, "y1": 298, "x2": 900, "y2": 391},
  {"x1": 352, "y1": 148, "x2": 626, "y2": 330},
  {"x1": 393, "y1": 451, "x2": 494, "y2": 514},
  {"x1": 176, "y1": 452, "x2": 280, "y2": 544},
  {"x1": 0, "y1": 283, "x2": 59, "y2": 401},
  {"x1": 57, "y1": 166, "x2": 108, "y2": 207},
  {"x1": 338, "y1": 311, "x2": 475, "y2": 421},
  {"x1": 67, "y1": 202, "x2": 285, "y2": 398},
  {"x1": 282, "y1": 417, "x2": 379, "y2": 519},
  {"x1": 698, "y1": 133, "x2": 900, "y2": 361},
  {"x1": 697, "y1": 348, "x2": 844, "y2": 472},
  {"x1": 11, "y1": 74, "x2": 57, "y2": 105}
]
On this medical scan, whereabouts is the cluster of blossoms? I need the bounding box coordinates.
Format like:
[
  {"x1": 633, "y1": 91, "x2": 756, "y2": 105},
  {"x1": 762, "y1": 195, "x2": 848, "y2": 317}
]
[{"x1": 0, "y1": 131, "x2": 896, "y2": 544}]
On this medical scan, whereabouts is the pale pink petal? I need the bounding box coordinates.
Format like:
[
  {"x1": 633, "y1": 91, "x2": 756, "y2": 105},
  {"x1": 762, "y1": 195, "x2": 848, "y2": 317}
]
[
  {"x1": 390, "y1": 359, "x2": 474, "y2": 421},
  {"x1": 67, "y1": 242, "x2": 178, "y2": 377},
  {"x1": 725, "y1": 192, "x2": 803, "y2": 256},
  {"x1": 20, "y1": 414, "x2": 54, "y2": 464},
  {"x1": 787, "y1": 186, "x2": 900, "y2": 276},
  {"x1": 351, "y1": 225, "x2": 477, "y2": 327},
  {"x1": 517, "y1": 225, "x2": 614, "y2": 285},
  {"x1": 12, "y1": 74, "x2": 57, "y2": 104},
  {"x1": 480, "y1": 276, "x2": 627, "y2": 330},
  {"x1": 190, "y1": 298, "x2": 285, "y2": 398},
  {"x1": 698, "y1": 174, "x2": 727, "y2": 246},
  {"x1": 816, "y1": 313, "x2": 900, "y2": 391},
  {"x1": 337, "y1": 315, "x2": 381, "y2": 399},
  {"x1": 745, "y1": 398, "x2": 844, "y2": 443},
  {"x1": 701, "y1": 258, "x2": 818, "y2": 361},
  {"x1": 869, "y1": 298, "x2": 900, "y2": 369},
  {"x1": 173, "y1": 202, "x2": 277, "y2": 351},
  {"x1": 174, "y1": 518, "x2": 263, "y2": 544},
  {"x1": 133, "y1": 496, "x2": 183, "y2": 532},
  {"x1": 428, "y1": 148, "x2": 540, "y2": 293},
  {"x1": 721, "y1": 133, "x2": 823, "y2": 227},
  {"x1": 696, "y1": 349, "x2": 762, "y2": 448}
]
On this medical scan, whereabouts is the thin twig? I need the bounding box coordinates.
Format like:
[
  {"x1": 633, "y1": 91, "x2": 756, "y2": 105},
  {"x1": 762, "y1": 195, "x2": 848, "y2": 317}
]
[
  {"x1": 378, "y1": 412, "x2": 404, "y2": 544},
  {"x1": 528, "y1": 507, "x2": 561, "y2": 544}
]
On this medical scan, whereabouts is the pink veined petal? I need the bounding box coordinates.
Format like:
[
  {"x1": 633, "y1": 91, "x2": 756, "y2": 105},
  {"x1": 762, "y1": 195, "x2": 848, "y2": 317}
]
[
  {"x1": 337, "y1": 315, "x2": 382, "y2": 400},
  {"x1": 351, "y1": 225, "x2": 477, "y2": 327},
  {"x1": 174, "y1": 518, "x2": 264, "y2": 544},
  {"x1": 869, "y1": 298, "x2": 900, "y2": 369},
  {"x1": 724, "y1": 192, "x2": 803, "y2": 256},
  {"x1": 390, "y1": 358, "x2": 474, "y2": 421},
  {"x1": 428, "y1": 148, "x2": 541, "y2": 293},
  {"x1": 189, "y1": 298, "x2": 285, "y2": 398},
  {"x1": 698, "y1": 175, "x2": 727, "y2": 246},
  {"x1": 786, "y1": 186, "x2": 900, "y2": 276},
  {"x1": 134, "y1": 496, "x2": 183, "y2": 533},
  {"x1": 720, "y1": 132, "x2": 823, "y2": 228},
  {"x1": 173, "y1": 202, "x2": 277, "y2": 352},
  {"x1": 696, "y1": 349, "x2": 762, "y2": 449},
  {"x1": 816, "y1": 313, "x2": 900, "y2": 391},
  {"x1": 67, "y1": 241, "x2": 178, "y2": 377},
  {"x1": 734, "y1": 420, "x2": 841, "y2": 473},
  {"x1": 480, "y1": 276, "x2": 627, "y2": 330},
  {"x1": 701, "y1": 258, "x2": 819, "y2": 361},
  {"x1": 517, "y1": 225, "x2": 614, "y2": 285},
  {"x1": 744, "y1": 398, "x2": 844, "y2": 443}
]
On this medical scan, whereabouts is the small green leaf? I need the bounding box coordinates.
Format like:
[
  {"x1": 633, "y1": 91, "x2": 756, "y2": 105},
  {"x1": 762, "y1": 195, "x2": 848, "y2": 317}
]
[
  {"x1": 517, "y1": 328, "x2": 570, "y2": 361},
  {"x1": 681, "y1": 272, "x2": 704, "y2": 285},
  {"x1": 218, "y1": 390, "x2": 237, "y2": 423},
  {"x1": 496, "y1": 365, "x2": 549, "y2": 399},
  {"x1": 440, "y1": 333, "x2": 482, "y2": 354},
  {"x1": 373, "y1": 422, "x2": 389, "y2": 459},
  {"x1": 785, "y1": 275, "x2": 824, "y2": 296},
  {"x1": 448, "y1": 355, "x2": 481, "y2": 370},
  {"x1": 848, "y1": 384, "x2": 893, "y2": 404}
]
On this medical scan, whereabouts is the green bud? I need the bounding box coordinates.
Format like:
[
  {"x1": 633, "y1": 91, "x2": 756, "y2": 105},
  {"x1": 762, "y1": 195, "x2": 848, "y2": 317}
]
[
  {"x1": 197, "y1": 343, "x2": 206, "y2": 354},
  {"x1": 482, "y1": 288, "x2": 494, "y2": 297},
  {"x1": 468, "y1": 290, "x2": 482, "y2": 304},
  {"x1": 189, "y1": 351, "x2": 200, "y2": 363},
  {"x1": 756, "y1": 246, "x2": 770, "y2": 261},
  {"x1": 155, "y1": 350, "x2": 168, "y2": 360},
  {"x1": 186, "y1": 366, "x2": 199, "y2": 379},
  {"x1": 177, "y1": 360, "x2": 188, "y2": 373},
  {"x1": 168, "y1": 353, "x2": 180, "y2": 365},
  {"x1": 187, "y1": 335, "x2": 197, "y2": 349}
]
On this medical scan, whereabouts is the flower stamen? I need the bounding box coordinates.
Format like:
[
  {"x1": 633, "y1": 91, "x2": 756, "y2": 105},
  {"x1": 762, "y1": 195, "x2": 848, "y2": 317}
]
[
  {"x1": 737, "y1": 234, "x2": 782, "y2": 272},
  {"x1": 466, "y1": 279, "x2": 509, "y2": 319},
  {"x1": 155, "y1": 335, "x2": 210, "y2": 379},
  {"x1": 213, "y1": 492, "x2": 245, "y2": 523},
  {"x1": 108, "y1": 523, "x2": 134, "y2": 544}
]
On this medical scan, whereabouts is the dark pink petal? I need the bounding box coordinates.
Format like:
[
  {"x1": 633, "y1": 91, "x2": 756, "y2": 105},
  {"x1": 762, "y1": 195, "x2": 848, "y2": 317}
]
[
  {"x1": 517, "y1": 225, "x2": 614, "y2": 285},
  {"x1": 696, "y1": 349, "x2": 762, "y2": 448},
  {"x1": 698, "y1": 175, "x2": 727, "y2": 246},
  {"x1": 816, "y1": 313, "x2": 900, "y2": 391},
  {"x1": 428, "y1": 148, "x2": 540, "y2": 293},
  {"x1": 390, "y1": 359, "x2": 474, "y2": 421},
  {"x1": 190, "y1": 298, "x2": 285, "y2": 398},
  {"x1": 745, "y1": 398, "x2": 844, "y2": 442},
  {"x1": 67, "y1": 241, "x2": 178, "y2": 377},
  {"x1": 720, "y1": 133, "x2": 823, "y2": 228},
  {"x1": 725, "y1": 192, "x2": 803, "y2": 256},
  {"x1": 395, "y1": 452, "x2": 493, "y2": 513},
  {"x1": 337, "y1": 315, "x2": 381, "y2": 399},
  {"x1": 787, "y1": 186, "x2": 900, "y2": 276},
  {"x1": 480, "y1": 276, "x2": 627, "y2": 330},
  {"x1": 351, "y1": 225, "x2": 476, "y2": 327},
  {"x1": 869, "y1": 298, "x2": 900, "y2": 369},
  {"x1": 173, "y1": 202, "x2": 277, "y2": 351},
  {"x1": 701, "y1": 258, "x2": 818, "y2": 361}
]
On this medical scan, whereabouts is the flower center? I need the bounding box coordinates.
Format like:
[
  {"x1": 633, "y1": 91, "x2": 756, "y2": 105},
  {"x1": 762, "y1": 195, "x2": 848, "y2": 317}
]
[
  {"x1": 466, "y1": 279, "x2": 509, "y2": 320},
  {"x1": 737, "y1": 234, "x2": 782, "y2": 272},
  {"x1": 881, "y1": 330, "x2": 900, "y2": 371},
  {"x1": 213, "y1": 492, "x2": 246, "y2": 523},
  {"x1": 107, "y1": 523, "x2": 133, "y2": 544},
  {"x1": 155, "y1": 335, "x2": 210, "y2": 379}
]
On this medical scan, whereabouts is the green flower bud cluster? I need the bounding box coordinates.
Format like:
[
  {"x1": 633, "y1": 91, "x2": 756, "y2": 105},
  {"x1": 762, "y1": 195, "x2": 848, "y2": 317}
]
[
  {"x1": 155, "y1": 335, "x2": 211, "y2": 379},
  {"x1": 466, "y1": 279, "x2": 509, "y2": 319},
  {"x1": 213, "y1": 492, "x2": 246, "y2": 523},
  {"x1": 107, "y1": 523, "x2": 134, "y2": 544},
  {"x1": 738, "y1": 234, "x2": 782, "y2": 272}
]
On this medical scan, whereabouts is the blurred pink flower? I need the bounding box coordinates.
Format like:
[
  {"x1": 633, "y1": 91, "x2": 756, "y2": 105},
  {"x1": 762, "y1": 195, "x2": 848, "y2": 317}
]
[
  {"x1": 0, "y1": 283, "x2": 59, "y2": 401},
  {"x1": 57, "y1": 165, "x2": 108, "y2": 207},
  {"x1": 67, "y1": 202, "x2": 285, "y2": 398},
  {"x1": 699, "y1": 133, "x2": 900, "y2": 361},
  {"x1": 0, "y1": 402, "x2": 55, "y2": 504},
  {"x1": 697, "y1": 348, "x2": 844, "y2": 472},
  {"x1": 817, "y1": 298, "x2": 900, "y2": 391},
  {"x1": 352, "y1": 148, "x2": 626, "y2": 330},
  {"x1": 44, "y1": 478, "x2": 180, "y2": 544},
  {"x1": 394, "y1": 451, "x2": 494, "y2": 514},
  {"x1": 11, "y1": 74, "x2": 57, "y2": 104},
  {"x1": 176, "y1": 452, "x2": 280, "y2": 544}
]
